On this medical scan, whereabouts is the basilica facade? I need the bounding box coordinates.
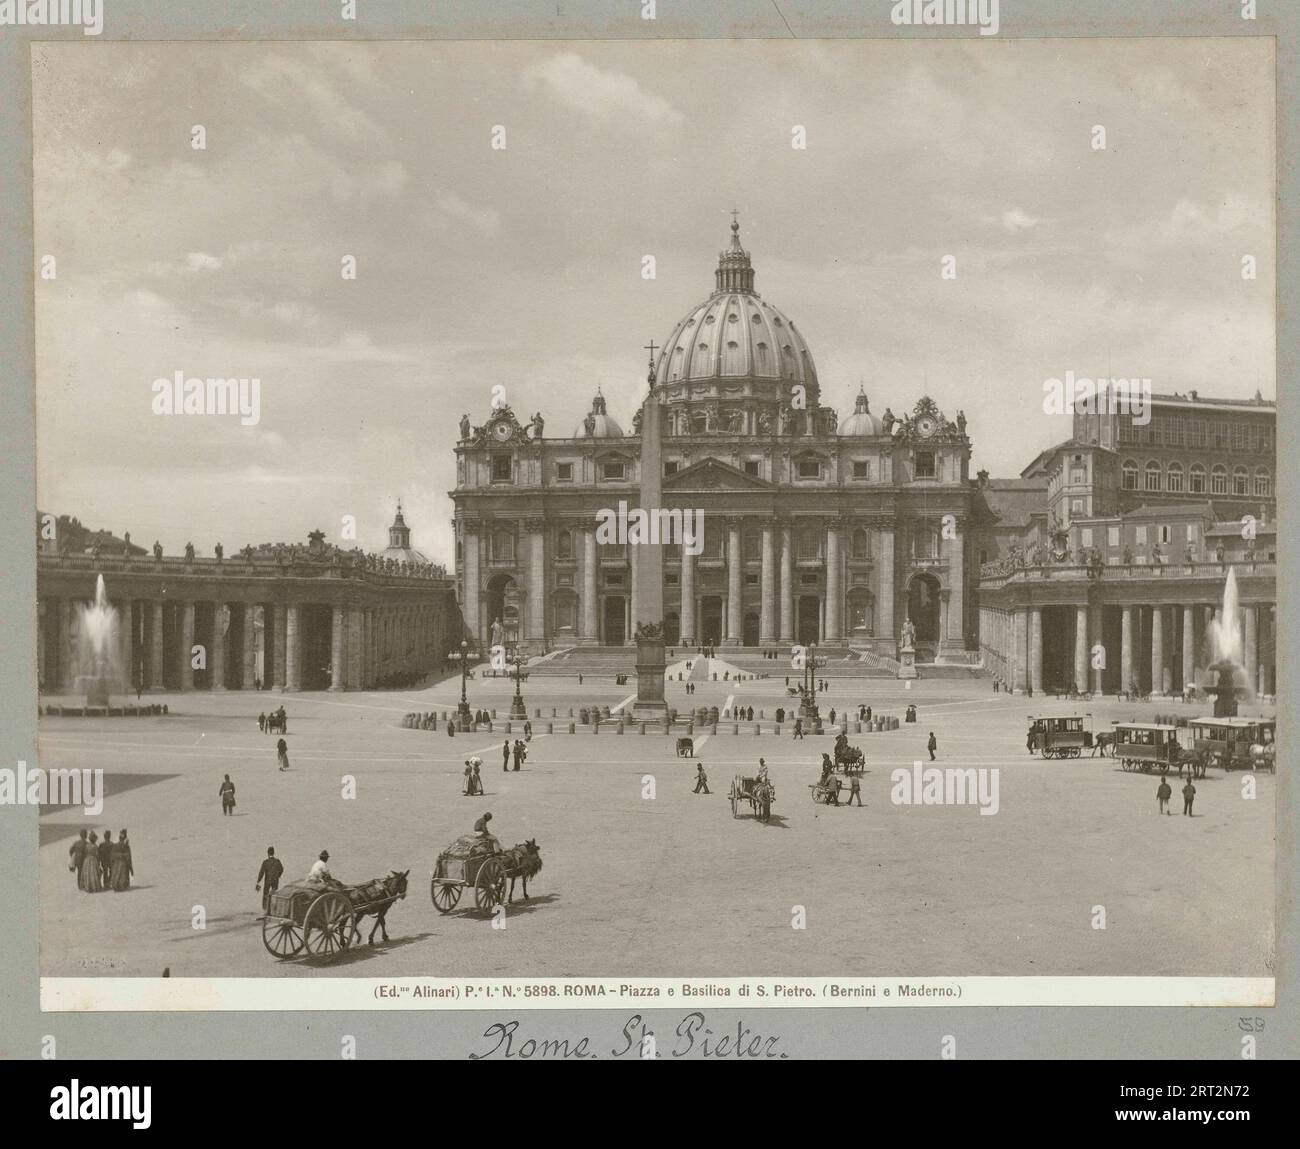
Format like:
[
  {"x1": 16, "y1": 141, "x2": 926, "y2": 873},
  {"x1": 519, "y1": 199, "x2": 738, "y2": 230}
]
[{"x1": 452, "y1": 221, "x2": 975, "y2": 662}]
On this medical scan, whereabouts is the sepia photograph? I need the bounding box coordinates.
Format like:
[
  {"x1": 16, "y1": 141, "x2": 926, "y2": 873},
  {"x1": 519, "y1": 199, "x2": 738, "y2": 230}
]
[{"x1": 28, "y1": 33, "x2": 1276, "y2": 1004}]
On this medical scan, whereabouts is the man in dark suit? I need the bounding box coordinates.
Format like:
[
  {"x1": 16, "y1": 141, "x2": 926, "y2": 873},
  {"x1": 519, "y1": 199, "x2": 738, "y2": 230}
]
[{"x1": 255, "y1": 846, "x2": 285, "y2": 913}]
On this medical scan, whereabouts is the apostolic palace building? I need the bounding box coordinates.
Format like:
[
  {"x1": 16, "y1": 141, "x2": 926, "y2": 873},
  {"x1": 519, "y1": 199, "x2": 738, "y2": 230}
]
[{"x1": 453, "y1": 220, "x2": 977, "y2": 664}]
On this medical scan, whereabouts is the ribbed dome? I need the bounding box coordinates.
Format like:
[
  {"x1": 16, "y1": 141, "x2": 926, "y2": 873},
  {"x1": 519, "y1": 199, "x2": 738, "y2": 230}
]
[
  {"x1": 838, "y1": 388, "x2": 878, "y2": 436},
  {"x1": 652, "y1": 219, "x2": 818, "y2": 390},
  {"x1": 573, "y1": 390, "x2": 624, "y2": 438}
]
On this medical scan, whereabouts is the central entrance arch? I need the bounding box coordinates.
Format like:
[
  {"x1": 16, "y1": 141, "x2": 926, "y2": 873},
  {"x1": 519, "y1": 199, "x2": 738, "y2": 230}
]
[
  {"x1": 486, "y1": 573, "x2": 523, "y2": 648},
  {"x1": 797, "y1": 595, "x2": 820, "y2": 646},
  {"x1": 905, "y1": 573, "x2": 941, "y2": 649},
  {"x1": 699, "y1": 596, "x2": 723, "y2": 646},
  {"x1": 602, "y1": 595, "x2": 626, "y2": 645}
]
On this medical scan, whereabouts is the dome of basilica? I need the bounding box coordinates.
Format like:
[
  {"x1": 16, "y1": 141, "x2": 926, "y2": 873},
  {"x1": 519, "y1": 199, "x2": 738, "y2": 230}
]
[
  {"x1": 573, "y1": 389, "x2": 624, "y2": 438},
  {"x1": 837, "y1": 387, "x2": 879, "y2": 436},
  {"x1": 652, "y1": 218, "x2": 818, "y2": 392}
]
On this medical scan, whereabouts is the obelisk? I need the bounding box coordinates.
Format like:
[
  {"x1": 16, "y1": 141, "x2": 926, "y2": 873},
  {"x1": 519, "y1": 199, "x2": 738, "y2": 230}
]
[{"x1": 632, "y1": 359, "x2": 664, "y2": 632}]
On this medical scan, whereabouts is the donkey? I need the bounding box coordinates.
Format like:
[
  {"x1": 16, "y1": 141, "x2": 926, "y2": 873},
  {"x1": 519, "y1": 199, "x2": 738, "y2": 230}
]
[
  {"x1": 346, "y1": 870, "x2": 410, "y2": 946},
  {"x1": 500, "y1": 840, "x2": 543, "y2": 904}
]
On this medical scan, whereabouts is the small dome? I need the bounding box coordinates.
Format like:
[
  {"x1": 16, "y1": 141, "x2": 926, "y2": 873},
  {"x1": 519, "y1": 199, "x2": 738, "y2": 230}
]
[
  {"x1": 837, "y1": 388, "x2": 878, "y2": 436},
  {"x1": 574, "y1": 390, "x2": 624, "y2": 438}
]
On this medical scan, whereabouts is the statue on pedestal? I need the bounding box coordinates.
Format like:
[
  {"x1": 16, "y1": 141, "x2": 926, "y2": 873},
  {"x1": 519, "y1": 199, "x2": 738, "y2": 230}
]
[
  {"x1": 491, "y1": 617, "x2": 504, "y2": 648},
  {"x1": 901, "y1": 617, "x2": 916, "y2": 650}
]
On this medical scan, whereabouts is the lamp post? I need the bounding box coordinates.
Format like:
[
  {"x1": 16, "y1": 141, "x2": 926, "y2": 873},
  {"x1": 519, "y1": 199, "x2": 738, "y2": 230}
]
[
  {"x1": 801, "y1": 642, "x2": 820, "y2": 720},
  {"x1": 507, "y1": 649, "x2": 529, "y2": 720},
  {"x1": 449, "y1": 639, "x2": 474, "y2": 730}
]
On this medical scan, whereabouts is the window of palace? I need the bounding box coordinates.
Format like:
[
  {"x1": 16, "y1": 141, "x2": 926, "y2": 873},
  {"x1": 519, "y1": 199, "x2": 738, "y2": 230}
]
[
  {"x1": 797, "y1": 529, "x2": 821, "y2": 561},
  {"x1": 1213, "y1": 421, "x2": 1230, "y2": 450},
  {"x1": 1189, "y1": 465, "x2": 1206, "y2": 494},
  {"x1": 800, "y1": 572, "x2": 818, "y2": 586},
  {"x1": 1135, "y1": 525, "x2": 1147, "y2": 544},
  {"x1": 914, "y1": 451, "x2": 936, "y2": 479},
  {"x1": 913, "y1": 526, "x2": 938, "y2": 559},
  {"x1": 1108, "y1": 526, "x2": 1120, "y2": 547},
  {"x1": 743, "y1": 531, "x2": 761, "y2": 561},
  {"x1": 1145, "y1": 462, "x2": 1162, "y2": 491},
  {"x1": 1233, "y1": 467, "x2": 1249, "y2": 496},
  {"x1": 556, "y1": 531, "x2": 573, "y2": 560},
  {"x1": 1081, "y1": 528, "x2": 1093, "y2": 547},
  {"x1": 1255, "y1": 469, "x2": 1271, "y2": 497},
  {"x1": 491, "y1": 454, "x2": 512, "y2": 482},
  {"x1": 556, "y1": 462, "x2": 573, "y2": 481},
  {"x1": 492, "y1": 529, "x2": 515, "y2": 562},
  {"x1": 602, "y1": 460, "x2": 626, "y2": 481},
  {"x1": 743, "y1": 460, "x2": 760, "y2": 477},
  {"x1": 852, "y1": 460, "x2": 870, "y2": 480},
  {"x1": 605, "y1": 571, "x2": 624, "y2": 586},
  {"x1": 1071, "y1": 498, "x2": 1084, "y2": 514},
  {"x1": 665, "y1": 573, "x2": 679, "y2": 587},
  {"x1": 851, "y1": 528, "x2": 869, "y2": 559},
  {"x1": 1186, "y1": 523, "x2": 1198, "y2": 546},
  {"x1": 1070, "y1": 467, "x2": 1086, "y2": 484},
  {"x1": 1159, "y1": 525, "x2": 1172, "y2": 544},
  {"x1": 664, "y1": 460, "x2": 679, "y2": 476},
  {"x1": 1211, "y1": 465, "x2": 1228, "y2": 495},
  {"x1": 556, "y1": 571, "x2": 574, "y2": 587},
  {"x1": 796, "y1": 457, "x2": 822, "y2": 479},
  {"x1": 1121, "y1": 461, "x2": 1138, "y2": 490},
  {"x1": 1167, "y1": 464, "x2": 1184, "y2": 492},
  {"x1": 554, "y1": 594, "x2": 577, "y2": 631},
  {"x1": 746, "y1": 573, "x2": 759, "y2": 586}
]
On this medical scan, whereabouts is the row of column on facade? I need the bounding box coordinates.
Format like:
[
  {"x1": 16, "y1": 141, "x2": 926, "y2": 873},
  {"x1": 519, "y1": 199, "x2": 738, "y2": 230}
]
[
  {"x1": 979, "y1": 602, "x2": 1273, "y2": 697},
  {"x1": 39, "y1": 596, "x2": 443, "y2": 692},
  {"x1": 463, "y1": 518, "x2": 964, "y2": 648}
]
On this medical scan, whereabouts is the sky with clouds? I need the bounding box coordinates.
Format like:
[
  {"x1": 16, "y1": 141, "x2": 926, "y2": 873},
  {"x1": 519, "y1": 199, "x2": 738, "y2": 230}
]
[{"x1": 33, "y1": 38, "x2": 1274, "y2": 563}]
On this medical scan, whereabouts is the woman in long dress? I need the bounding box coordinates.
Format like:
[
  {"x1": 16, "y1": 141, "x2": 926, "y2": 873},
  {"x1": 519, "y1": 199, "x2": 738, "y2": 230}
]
[
  {"x1": 110, "y1": 830, "x2": 133, "y2": 892},
  {"x1": 78, "y1": 830, "x2": 103, "y2": 892}
]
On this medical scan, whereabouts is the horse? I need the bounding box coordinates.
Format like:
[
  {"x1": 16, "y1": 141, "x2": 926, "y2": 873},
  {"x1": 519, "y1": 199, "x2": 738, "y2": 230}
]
[
  {"x1": 500, "y1": 840, "x2": 543, "y2": 903},
  {"x1": 752, "y1": 780, "x2": 774, "y2": 823},
  {"x1": 267, "y1": 711, "x2": 286, "y2": 735},
  {"x1": 345, "y1": 870, "x2": 410, "y2": 946}
]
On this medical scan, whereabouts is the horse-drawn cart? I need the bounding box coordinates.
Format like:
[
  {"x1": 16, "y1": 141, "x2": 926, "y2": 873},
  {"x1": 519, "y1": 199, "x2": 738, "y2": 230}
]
[
  {"x1": 429, "y1": 835, "x2": 507, "y2": 913},
  {"x1": 1111, "y1": 722, "x2": 1185, "y2": 774},
  {"x1": 1027, "y1": 714, "x2": 1101, "y2": 758},
  {"x1": 261, "y1": 872, "x2": 409, "y2": 960},
  {"x1": 730, "y1": 774, "x2": 775, "y2": 822}
]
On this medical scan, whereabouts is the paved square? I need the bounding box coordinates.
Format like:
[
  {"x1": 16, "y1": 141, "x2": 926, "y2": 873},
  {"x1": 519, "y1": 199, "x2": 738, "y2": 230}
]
[{"x1": 38, "y1": 669, "x2": 1274, "y2": 979}]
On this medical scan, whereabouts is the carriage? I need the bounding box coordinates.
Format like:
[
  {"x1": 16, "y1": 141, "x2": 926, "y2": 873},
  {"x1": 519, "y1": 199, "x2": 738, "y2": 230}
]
[
  {"x1": 429, "y1": 835, "x2": 508, "y2": 913},
  {"x1": 730, "y1": 774, "x2": 775, "y2": 822},
  {"x1": 676, "y1": 736, "x2": 695, "y2": 758},
  {"x1": 1026, "y1": 714, "x2": 1100, "y2": 759},
  {"x1": 809, "y1": 776, "x2": 843, "y2": 805},
  {"x1": 261, "y1": 873, "x2": 408, "y2": 960},
  {"x1": 1111, "y1": 722, "x2": 1185, "y2": 774},
  {"x1": 1189, "y1": 716, "x2": 1276, "y2": 773},
  {"x1": 832, "y1": 740, "x2": 866, "y2": 773}
]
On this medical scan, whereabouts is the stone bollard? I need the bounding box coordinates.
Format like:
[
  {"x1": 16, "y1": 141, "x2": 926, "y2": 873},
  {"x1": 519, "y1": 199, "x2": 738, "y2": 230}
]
[
  {"x1": 774, "y1": 724, "x2": 781, "y2": 736},
  {"x1": 617, "y1": 723, "x2": 624, "y2": 735},
  {"x1": 504, "y1": 722, "x2": 511, "y2": 735},
  {"x1": 593, "y1": 720, "x2": 600, "y2": 735},
  {"x1": 711, "y1": 723, "x2": 718, "y2": 735},
  {"x1": 491, "y1": 708, "x2": 497, "y2": 719},
  {"x1": 552, "y1": 708, "x2": 557, "y2": 718},
  {"x1": 639, "y1": 723, "x2": 646, "y2": 735},
  {"x1": 569, "y1": 708, "x2": 574, "y2": 718},
  {"x1": 536, "y1": 707, "x2": 542, "y2": 718},
  {"x1": 568, "y1": 721, "x2": 575, "y2": 734},
  {"x1": 687, "y1": 721, "x2": 694, "y2": 735},
  {"x1": 753, "y1": 724, "x2": 761, "y2": 736},
  {"x1": 546, "y1": 722, "x2": 553, "y2": 734}
]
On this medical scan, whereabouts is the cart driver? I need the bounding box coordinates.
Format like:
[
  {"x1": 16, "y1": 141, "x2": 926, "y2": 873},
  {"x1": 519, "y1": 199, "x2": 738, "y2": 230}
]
[
  {"x1": 756, "y1": 758, "x2": 770, "y2": 787},
  {"x1": 307, "y1": 850, "x2": 344, "y2": 889},
  {"x1": 472, "y1": 812, "x2": 501, "y2": 855}
]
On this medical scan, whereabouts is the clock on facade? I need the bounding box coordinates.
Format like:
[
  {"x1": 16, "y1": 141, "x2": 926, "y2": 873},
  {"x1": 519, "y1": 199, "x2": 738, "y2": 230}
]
[
  {"x1": 492, "y1": 419, "x2": 513, "y2": 442},
  {"x1": 915, "y1": 415, "x2": 937, "y2": 439}
]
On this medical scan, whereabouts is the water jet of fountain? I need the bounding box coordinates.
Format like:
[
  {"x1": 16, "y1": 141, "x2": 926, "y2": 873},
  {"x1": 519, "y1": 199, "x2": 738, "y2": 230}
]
[
  {"x1": 1203, "y1": 567, "x2": 1250, "y2": 717},
  {"x1": 73, "y1": 574, "x2": 121, "y2": 706}
]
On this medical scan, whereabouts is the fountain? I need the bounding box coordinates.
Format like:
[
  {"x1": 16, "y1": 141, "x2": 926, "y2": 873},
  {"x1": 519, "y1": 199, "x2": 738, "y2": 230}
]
[
  {"x1": 72, "y1": 574, "x2": 121, "y2": 708},
  {"x1": 1203, "y1": 567, "x2": 1250, "y2": 718}
]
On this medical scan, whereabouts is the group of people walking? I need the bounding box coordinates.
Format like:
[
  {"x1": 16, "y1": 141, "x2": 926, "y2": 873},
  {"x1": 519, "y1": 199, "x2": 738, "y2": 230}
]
[{"x1": 68, "y1": 828, "x2": 133, "y2": 892}]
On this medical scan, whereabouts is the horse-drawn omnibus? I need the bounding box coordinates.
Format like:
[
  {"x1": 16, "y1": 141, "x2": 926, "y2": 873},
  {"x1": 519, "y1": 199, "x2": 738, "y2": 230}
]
[
  {"x1": 1111, "y1": 722, "x2": 1185, "y2": 774},
  {"x1": 1189, "y1": 716, "x2": 1276, "y2": 773},
  {"x1": 1026, "y1": 714, "x2": 1103, "y2": 759}
]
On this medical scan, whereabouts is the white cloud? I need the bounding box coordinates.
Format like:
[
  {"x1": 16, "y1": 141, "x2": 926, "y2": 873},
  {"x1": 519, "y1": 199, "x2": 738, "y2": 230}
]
[
  {"x1": 1000, "y1": 208, "x2": 1039, "y2": 233},
  {"x1": 522, "y1": 52, "x2": 683, "y2": 126}
]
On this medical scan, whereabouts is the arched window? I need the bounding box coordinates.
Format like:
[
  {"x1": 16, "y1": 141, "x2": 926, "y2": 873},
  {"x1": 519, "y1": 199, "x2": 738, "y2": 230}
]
[
  {"x1": 556, "y1": 530, "x2": 572, "y2": 560},
  {"x1": 851, "y1": 528, "x2": 870, "y2": 560},
  {"x1": 1144, "y1": 461, "x2": 1162, "y2": 492},
  {"x1": 1189, "y1": 464, "x2": 1206, "y2": 494},
  {"x1": 1232, "y1": 466, "x2": 1249, "y2": 496},
  {"x1": 1254, "y1": 468, "x2": 1271, "y2": 498},
  {"x1": 1211, "y1": 464, "x2": 1228, "y2": 495},
  {"x1": 1121, "y1": 460, "x2": 1139, "y2": 490},
  {"x1": 1166, "y1": 463, "x2": 1184, "y2": 493}
]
